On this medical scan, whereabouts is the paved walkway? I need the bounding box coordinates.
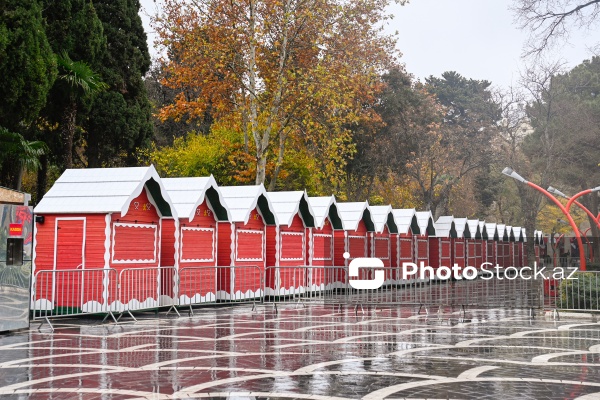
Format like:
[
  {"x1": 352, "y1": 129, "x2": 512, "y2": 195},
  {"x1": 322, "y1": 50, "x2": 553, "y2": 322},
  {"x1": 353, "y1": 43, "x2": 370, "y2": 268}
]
[{"x1": 0, "y1": 305, "x2": 599, "y2": 399}]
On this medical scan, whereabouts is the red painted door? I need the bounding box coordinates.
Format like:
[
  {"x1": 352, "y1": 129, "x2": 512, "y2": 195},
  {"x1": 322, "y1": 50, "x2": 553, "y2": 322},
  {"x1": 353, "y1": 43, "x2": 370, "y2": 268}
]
[{"x1": 55, "y1": 219, "x2": 85, "y2": 310}]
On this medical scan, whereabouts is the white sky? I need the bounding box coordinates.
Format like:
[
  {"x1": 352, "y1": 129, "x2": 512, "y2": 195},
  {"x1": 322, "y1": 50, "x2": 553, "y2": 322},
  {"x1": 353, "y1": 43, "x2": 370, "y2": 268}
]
[{"x1": 139, "y1": 0, "x2": 599, "y2": 88}]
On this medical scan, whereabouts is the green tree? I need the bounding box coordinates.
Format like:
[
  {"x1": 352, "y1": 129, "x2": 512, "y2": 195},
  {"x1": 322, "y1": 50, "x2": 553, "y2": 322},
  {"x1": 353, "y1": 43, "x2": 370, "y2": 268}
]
[
  {"x1": 0, "y1": 0, "x2": 56, "y2": 131},
  {"x1": 423, "y1": 72, "x2": 501, "y2": 218},
  {"x1": 0, "y1": 0, "x2": 56, "y2": 190},
  {"x1": 40, "y1": 0, "x2": 106, "y2": 172},
  {"x1": 56, "y1": 53, "x2": 108, "y2": 169},
  {"x1": 86, "y1": 0, "x2": 153, "y2": 167}
]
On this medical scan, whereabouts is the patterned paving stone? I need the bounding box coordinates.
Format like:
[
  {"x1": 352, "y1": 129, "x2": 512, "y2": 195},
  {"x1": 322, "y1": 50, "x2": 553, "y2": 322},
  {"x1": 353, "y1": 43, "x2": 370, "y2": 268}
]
[{"x1": 0, "y1": 305, "x2": 599, "y2": 399}]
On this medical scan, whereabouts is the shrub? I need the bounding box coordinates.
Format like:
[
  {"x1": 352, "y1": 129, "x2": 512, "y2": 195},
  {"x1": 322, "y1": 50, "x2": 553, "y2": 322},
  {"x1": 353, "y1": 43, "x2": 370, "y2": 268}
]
[{"x1": 559, "y1": 272, "x2": 600, "y2": 310}]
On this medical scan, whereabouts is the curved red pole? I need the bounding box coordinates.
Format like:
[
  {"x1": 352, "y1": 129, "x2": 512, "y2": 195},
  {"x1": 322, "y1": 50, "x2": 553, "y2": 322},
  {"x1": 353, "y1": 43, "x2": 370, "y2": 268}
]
[
  {"x1": 526, "y1": 182, "x2": 587, "y2": 271},
  {"x1": 572, "y1": 200, "x2": 600, "y2": 228}
]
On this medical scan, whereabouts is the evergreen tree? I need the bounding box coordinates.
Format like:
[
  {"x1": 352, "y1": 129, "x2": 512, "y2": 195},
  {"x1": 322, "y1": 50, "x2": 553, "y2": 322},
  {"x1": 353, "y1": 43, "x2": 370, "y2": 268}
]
[
  {"x1": 37, "y1": 0, "x2": 106, "y2": 199},
  {"x1": 0, "y1": 0, "x2": 56, "y2": 189},
  {"x1": 0, "y1": 0, "x2": 56, "y2": 132},
  {"x1": 86, "y1": 0, "x2": 153, "y2": 167}
]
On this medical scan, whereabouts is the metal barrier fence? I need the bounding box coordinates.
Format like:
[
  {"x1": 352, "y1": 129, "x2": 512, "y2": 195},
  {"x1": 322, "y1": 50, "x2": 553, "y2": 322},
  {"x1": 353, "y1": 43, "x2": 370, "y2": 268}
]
[
  {"x1": 263, "y1": 266, "x2": 348, "y2": 310},
  {"x1": 117, "y1": 266, "x2": 178, "y2": 321},
  {"x1": 178, "y1": 266, "x2": 263, "y2": 315},
  {"x1": 34, "y1": 264, "x2": 600, "y2": 329},
  {"x1": 543, "y1": 270, "x2": 600, "y2": 315},
  {"x1": 263, "y1": 266, "x2": 543, "y2": 313},
  {"x1": 31, "y1": 268, "x2": 118, "y2": 331}
]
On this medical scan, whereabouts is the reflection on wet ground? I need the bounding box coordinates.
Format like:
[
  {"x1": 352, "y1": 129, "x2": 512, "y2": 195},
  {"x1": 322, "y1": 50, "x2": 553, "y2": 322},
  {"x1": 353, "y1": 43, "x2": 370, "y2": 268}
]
[{"x1": 0, "y1": 305, "x2": 599, "y2": 399}]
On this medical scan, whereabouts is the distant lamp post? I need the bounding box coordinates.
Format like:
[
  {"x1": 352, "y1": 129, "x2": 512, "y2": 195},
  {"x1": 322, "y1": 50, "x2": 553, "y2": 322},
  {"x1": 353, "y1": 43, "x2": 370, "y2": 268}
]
[{"x1": 502, "y1": 167, "x2": 586, "y2": 270}]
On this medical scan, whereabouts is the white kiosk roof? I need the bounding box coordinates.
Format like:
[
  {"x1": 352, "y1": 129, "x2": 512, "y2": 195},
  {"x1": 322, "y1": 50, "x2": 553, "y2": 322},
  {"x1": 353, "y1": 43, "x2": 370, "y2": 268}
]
[
  {"x1": 162, "y1": 175, "x2": 230, "y2": 222},
  {"x1": 35, "y1": 165, "x2": 177, "y2": 218},
  {"x1": 369, "y1": 205, "x2": 398, "y2": 233},
  {"x1": 392, "y1": 209, "x2": 420, "y2": 235},
  {"x1": 266, "y1": 191, "x2": 315, "y2": 228},
  {"x1": 336, "y1": 202, "x2": 375, "y2": 232},
  {"x1": 307, "y1": 196, "x2": 343, "y2": 229},
  {"x1": 219, "y1": 184, "x2": 277, "y2": 225}
]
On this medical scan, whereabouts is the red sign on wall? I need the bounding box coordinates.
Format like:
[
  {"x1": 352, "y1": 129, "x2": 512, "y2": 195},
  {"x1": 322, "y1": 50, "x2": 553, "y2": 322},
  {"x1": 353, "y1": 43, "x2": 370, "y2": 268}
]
[{"x1": 9, "y1": 223, "x2": 23, "y2": 237}]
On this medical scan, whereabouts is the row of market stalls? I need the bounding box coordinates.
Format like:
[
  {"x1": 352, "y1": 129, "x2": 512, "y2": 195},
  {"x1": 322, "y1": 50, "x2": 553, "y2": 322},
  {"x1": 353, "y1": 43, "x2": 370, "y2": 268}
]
[{"x1": 31, "y1": 166, "x2": 537, "y2": 313}]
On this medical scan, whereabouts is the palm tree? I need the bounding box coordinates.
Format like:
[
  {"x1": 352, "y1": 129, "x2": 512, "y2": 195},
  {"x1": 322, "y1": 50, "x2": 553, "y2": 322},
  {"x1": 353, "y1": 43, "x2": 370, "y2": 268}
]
[
  {"x1": 0, "y1": 127, "x2": 48, "y2": 190},
  {"x1": 56, "y1": 52, "x2": 108, "y2": 169}
]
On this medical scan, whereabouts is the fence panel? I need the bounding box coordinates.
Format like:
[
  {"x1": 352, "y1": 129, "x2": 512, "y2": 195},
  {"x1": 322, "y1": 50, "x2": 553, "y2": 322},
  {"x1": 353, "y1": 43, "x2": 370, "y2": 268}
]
[
  {"x1": 544, "y1": 271, "x2": 600, "y2": 313},
  {"x1": 31, "y1": 268, "x2": 117, "y2": 330},
  {"x1": 116, "y1": 267, "x2": 177, "y2": 314}
]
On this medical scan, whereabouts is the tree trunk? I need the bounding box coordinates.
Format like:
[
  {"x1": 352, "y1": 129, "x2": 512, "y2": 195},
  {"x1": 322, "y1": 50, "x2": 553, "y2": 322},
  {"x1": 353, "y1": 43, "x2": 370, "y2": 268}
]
[
  {"x1": 36, "y1": 155, "x2": 48, "y2": 204},
  {"x1": 256, "y1": 151, "x2": 267, "y2": 185},
  {"x1": 268, "y1": 133, "x2": 287, "y2": 191},
  {"x1": 61, "y1": 99, "x2": 77, "y2": 170}
]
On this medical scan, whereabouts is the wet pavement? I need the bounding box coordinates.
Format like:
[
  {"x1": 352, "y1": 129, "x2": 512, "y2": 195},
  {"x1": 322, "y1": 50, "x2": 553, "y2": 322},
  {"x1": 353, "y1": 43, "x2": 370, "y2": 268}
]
[{"x1": 0, "y1": 305, "x2": 599, "y2": 399}]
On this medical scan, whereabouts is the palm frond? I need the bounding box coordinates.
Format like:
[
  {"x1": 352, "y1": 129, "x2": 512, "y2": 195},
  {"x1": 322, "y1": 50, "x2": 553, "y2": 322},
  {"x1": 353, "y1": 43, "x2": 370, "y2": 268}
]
[
  {"x1": 0, "y1": 127, "x2": 48, "y2": 171},
  {"x1": 57, "y1": 52, "x2": 109, "y2": 93}
]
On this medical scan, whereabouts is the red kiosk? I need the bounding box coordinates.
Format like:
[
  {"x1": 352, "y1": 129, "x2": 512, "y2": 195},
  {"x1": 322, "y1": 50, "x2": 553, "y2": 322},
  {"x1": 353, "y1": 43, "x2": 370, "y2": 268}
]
[
  {"x1": 415, "y1": 211, "x2": 436, "y2": 280},
  {"x1": 466, "y1": 219, "x2": 482, "y2": 269},
  {"x1": 264, "y1": 191, "x2": 316, "y2": 296},
  {"x1": 391, "y1": 208, "x2": 420, "y2": 284},
  {"x1": 369, "y1": 205, "x2": 398, "y2": 284},
  {"x1": 512, "y1": 227, "x2": 524, "y2": 268},
  {"x1": 496, "y1": 224, "x2": 510, "y2": 268},
  {"x1": 485, "y1": 223, "x2": 499, "y2": 267},
  {"x1": 33, "y1": 166, "x2": 177, "y2": 313},
  {"x1": 453, "y1": 218, "x2": 471, "y2": 272},
  {"x1": 307, "y1": 196, "x2": 343, "y2": 290},
  {"x1": 162, "y1": 176, "x2": 230, "y2": 305},
  {"x1": 430, "y1": 216, "x2": 456, "y2": 279},
  {"x1": 217, "y1": 185, "x2": 277, "y2": 300},
  {"x1": 334, "y1": 202, "x2": 375, "y2": 284}
]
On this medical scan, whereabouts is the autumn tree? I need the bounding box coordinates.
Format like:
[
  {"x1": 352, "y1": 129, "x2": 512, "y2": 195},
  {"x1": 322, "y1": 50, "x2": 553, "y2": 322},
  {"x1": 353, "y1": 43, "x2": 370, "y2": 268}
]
[{"x1": 154, "y1": 0, "x2": 402, "y2": 188}]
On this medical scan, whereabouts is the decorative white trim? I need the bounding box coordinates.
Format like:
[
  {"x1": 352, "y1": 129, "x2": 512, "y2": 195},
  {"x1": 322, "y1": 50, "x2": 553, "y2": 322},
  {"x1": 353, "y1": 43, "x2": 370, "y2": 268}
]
[
  {"x1": 312, "y1": 233, "x2": 333, "y2": 261},
  {"x1": 235, "y1": 229, "x2": 264, "y2": 262},
  {"x1": 279, "y1": 231, "x2": 305, "y2": 261},
  {"x1": 275, "y1": 226, "x2": 280, "y2": 267},
  {"x1": 374, "y1": 237, "x2": 390, "y2": 260},
  {"x1": 102, "y1": 213, "x2": 111, "y2": 306},
  {"x1": 111, "y1": 222, "x2": 157, "y2": 264},
  {"x1": 179, "y1": 227, "x2": 215, "y2": 263},
  {"x1": 31, "y1": 214, "x2": 38, "y2": 309},
  {"x1": 174, "y1": 218, "x2": 180, "y2": 270}
]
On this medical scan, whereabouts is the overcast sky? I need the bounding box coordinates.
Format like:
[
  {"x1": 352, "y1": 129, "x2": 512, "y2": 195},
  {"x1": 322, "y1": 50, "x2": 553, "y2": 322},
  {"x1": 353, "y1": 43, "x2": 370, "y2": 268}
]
[{"x1": 139, "y1": 0, "x2": 599, "y2": 89}]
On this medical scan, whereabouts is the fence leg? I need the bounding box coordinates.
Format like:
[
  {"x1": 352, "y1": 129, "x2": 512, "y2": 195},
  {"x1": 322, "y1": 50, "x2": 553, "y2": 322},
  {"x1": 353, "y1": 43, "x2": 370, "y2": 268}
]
[
  {"x1": 418, "y1": 304, "x2": 423, "y2": 315},
  {"x1": 37, "y1": 316, "x2": 54, "y2": 333},
  {"x1": 529, "y1": 307, "x2": 535, "y2": 319},
  {"x1": 188, "y1": 304, "x2": 194, "y2": 317},
  {"x1": 117, "y1": 310, "x2": 138, "y2": 323},
  {"x1": 166, "y1": 305, "x2": 181, "y2": 317},
  {"x1": 552, "y1": 309, "x2": 560, "y2": 320},
  {"x1": 101, "y1": 311, "x2": 119, "y2": 324}
]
